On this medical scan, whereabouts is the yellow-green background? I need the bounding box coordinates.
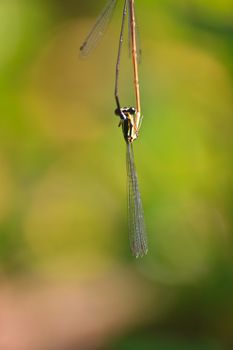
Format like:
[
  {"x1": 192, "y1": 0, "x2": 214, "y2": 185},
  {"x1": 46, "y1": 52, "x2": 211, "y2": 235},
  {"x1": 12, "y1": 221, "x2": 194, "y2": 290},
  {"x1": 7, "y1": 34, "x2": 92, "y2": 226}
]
[{"x1": 0, "y1": 0, "x2": 233, "y2": 349}]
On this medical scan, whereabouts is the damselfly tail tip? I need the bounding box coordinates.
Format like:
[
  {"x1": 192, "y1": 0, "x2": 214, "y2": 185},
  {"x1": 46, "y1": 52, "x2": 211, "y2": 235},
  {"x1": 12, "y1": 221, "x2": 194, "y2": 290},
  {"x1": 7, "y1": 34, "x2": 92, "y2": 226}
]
[
  {"x1": 79, "y1": 44, "x2": 87, "y2": 59},
  {"x1": 132, "y1": 244, "x2": 148, "y2": 258}
]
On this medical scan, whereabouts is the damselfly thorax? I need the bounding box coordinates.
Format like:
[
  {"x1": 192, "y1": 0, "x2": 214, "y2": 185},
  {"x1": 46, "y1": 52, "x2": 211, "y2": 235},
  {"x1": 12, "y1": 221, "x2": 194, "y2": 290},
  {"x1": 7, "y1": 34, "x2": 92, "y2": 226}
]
[{"x1": 115, "y1": 106, "x2": 142, "y2": 143}]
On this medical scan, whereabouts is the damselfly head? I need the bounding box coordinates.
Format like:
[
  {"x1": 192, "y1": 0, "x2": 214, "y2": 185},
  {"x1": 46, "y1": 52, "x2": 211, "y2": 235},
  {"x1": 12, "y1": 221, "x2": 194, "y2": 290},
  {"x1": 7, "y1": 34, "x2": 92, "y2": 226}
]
[
  {"x1": 122, "y1": 107, "x2": 136, "y2": 115},
  {"x1": 115, "y1": 106, "x2": 135, "y2": 117},
  {"x1": 128, "y1": 107, "x2": 136, "y2": 115},
  {"x1": 115, "y1": 106, "x2": 136, "y2": 122}
]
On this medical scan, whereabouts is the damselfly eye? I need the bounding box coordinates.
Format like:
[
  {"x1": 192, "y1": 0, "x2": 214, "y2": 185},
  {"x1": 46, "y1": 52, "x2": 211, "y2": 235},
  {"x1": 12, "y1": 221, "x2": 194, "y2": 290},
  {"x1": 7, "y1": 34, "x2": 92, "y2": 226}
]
[
  {"x1": 115, "y1": 108, "x2": 127, "y2": 121},
  {"x1": 128, "y1": 107, "x2": 136, "y2": 115},
  {"x1": 115, "y1": 108, "x2": 120, "y2": 116}
]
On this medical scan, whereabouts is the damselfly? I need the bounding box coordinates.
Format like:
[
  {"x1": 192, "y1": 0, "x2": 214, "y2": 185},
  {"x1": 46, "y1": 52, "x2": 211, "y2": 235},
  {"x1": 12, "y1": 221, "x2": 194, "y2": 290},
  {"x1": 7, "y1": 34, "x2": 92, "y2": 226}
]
[
  {"x1": 80, "y1": 0, "x2": 148, "y2": 257},
  {"x1": 115, "y1": 107, "x2": 148, "y2": 257}
]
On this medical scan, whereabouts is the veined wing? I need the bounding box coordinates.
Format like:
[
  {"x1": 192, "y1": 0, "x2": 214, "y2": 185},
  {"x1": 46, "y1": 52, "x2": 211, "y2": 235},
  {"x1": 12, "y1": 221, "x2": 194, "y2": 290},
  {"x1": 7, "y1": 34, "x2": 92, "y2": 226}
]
[
  {"x1": 80, "y1": 0, "x2": 118, "y2": 57},
  {"x1": 126, "y1": 142, "x2": 148, "y2": 257}
]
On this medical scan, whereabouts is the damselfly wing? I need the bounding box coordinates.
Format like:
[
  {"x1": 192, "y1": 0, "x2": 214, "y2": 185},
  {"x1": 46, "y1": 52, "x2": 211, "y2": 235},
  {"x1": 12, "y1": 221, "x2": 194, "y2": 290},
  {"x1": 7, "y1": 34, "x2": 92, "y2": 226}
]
[{"x1": 80, "y1": 0, "x2": 141, "y2": 62}]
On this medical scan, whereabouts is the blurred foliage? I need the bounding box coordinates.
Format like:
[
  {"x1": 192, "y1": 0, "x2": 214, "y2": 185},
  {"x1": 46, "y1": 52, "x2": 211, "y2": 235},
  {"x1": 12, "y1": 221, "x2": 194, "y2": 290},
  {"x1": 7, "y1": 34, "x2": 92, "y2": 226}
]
[
  {"x1": 111, "y1": 334, "x2": 224, "y2": 350},
  {"x1": 0, "y1": 0, "x2": 233, "y2": 349}
]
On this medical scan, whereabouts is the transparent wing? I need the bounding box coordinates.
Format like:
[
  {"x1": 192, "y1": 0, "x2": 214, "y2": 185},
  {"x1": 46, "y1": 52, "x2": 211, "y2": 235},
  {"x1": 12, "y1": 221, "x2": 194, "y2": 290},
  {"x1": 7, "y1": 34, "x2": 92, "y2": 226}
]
[
  {"x1": 80, "y1": 0, "x2": 118, "y2": 57},
  {"x1": 126, "y1": 142, "x2": 148, "y2": 257},
  {"x1": 127, "y1": 0, "x2": 142, "y2": 64}
]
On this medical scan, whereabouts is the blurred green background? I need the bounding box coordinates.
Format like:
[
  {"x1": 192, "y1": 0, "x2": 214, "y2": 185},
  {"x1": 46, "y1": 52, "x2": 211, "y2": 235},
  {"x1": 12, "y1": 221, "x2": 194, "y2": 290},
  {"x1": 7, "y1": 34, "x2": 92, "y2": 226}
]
[{"x1": 0, "y1": 0, "x2": 233, "y2": 349}]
